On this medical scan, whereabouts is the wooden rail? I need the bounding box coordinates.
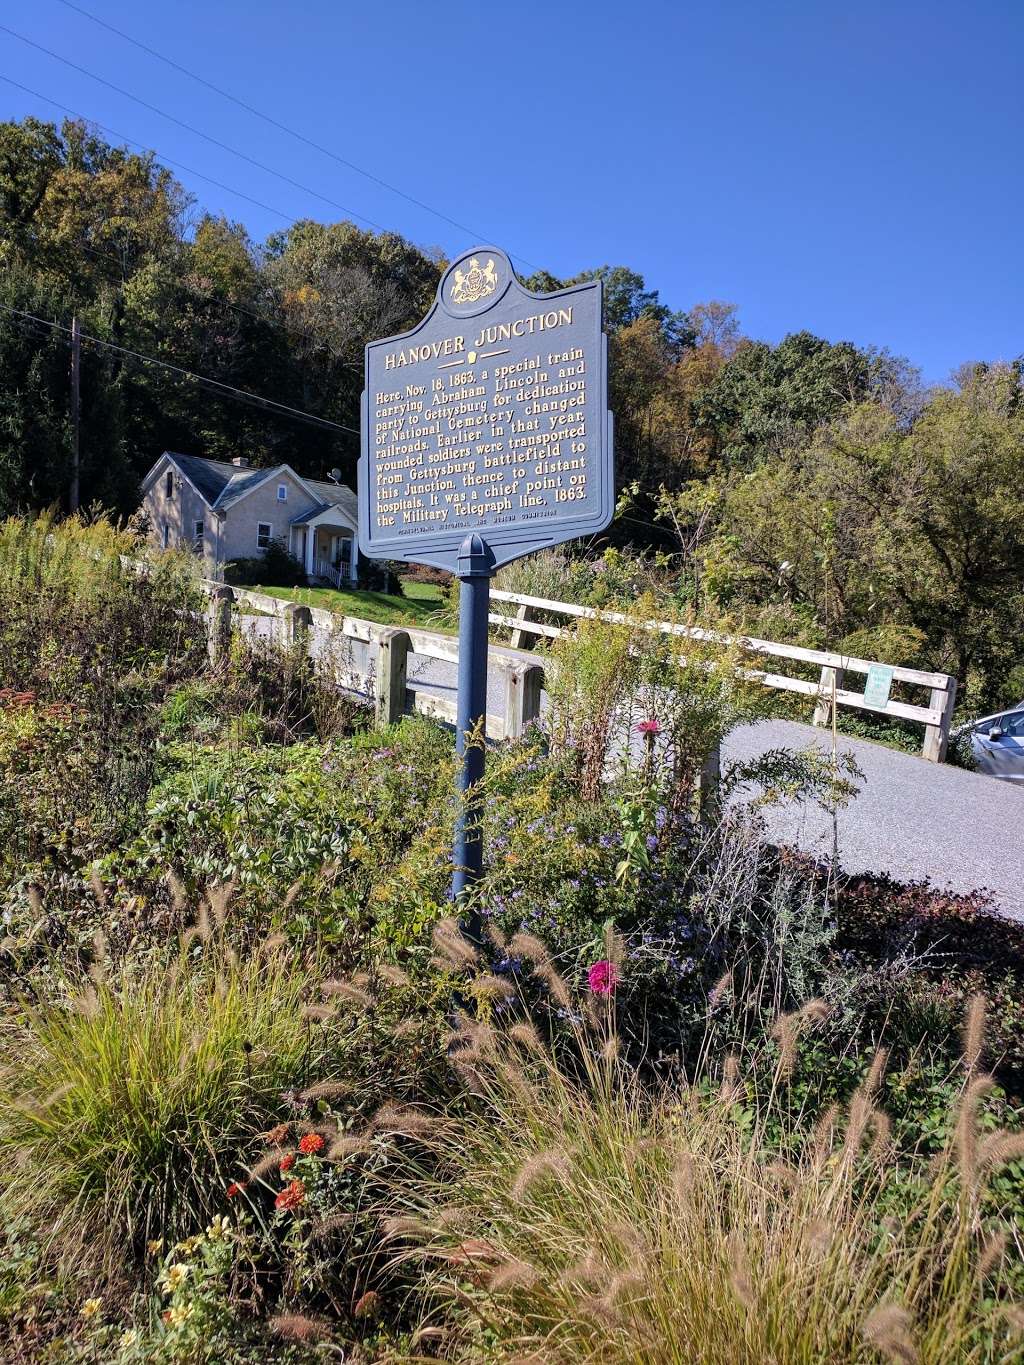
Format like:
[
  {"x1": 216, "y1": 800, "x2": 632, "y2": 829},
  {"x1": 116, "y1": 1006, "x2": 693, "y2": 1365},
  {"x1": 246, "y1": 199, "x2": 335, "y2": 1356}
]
[
  {"x1": 203, "y1": 582, "x2": 543, "y2": 743},
  {"x1": 489, "y1": 589, "x2": 958, "y2": 763}
]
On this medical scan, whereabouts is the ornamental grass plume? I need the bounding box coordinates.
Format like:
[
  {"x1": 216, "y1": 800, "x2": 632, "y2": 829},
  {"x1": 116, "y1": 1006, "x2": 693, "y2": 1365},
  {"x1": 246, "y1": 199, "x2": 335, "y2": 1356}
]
[{"x1": 377, "y1": 985, "x2": 1024, "y2": 1364}]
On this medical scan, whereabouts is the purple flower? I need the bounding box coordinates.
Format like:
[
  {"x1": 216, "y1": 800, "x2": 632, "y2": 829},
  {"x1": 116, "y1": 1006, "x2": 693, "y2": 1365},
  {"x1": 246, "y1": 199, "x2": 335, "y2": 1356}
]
[{"x1": 646, "y1": 835, "x2": 659, "y2": 852}]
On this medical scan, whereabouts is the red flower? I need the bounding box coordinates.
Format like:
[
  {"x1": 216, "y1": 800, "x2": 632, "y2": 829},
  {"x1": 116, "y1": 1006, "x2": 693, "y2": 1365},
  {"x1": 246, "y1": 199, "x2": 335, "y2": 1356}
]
[
  {"x1": 279, "y1": 1153, "x2": 295, "y2": 1174},
  {"x1": 225, "y1": 1181, "x2": 246, "y2": 1198},
  {"x1": 587, "y1": 959, "x2": 620, "y2": 995},
  {"x1": 636, "y1": 718, "x2": 662, "y2": 736},
  {"x1": 275, "y1": 1179, "x2": 305, "y2": 1211},
  {"x1": 298, "y1": 1133, "x2": 325, "y2": 1156}
]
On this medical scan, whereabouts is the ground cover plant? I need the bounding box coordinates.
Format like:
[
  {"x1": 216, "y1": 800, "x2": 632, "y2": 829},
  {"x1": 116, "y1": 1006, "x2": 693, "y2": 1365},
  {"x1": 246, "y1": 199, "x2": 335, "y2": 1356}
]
[{"x1": 2, "y1": 515, "x2": 1024, "y2": 1361}]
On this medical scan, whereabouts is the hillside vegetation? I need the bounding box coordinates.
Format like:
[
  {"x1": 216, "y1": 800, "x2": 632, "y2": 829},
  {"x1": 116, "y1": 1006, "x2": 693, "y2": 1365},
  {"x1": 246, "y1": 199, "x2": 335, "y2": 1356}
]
[{"x1": 2, "y1": 116, "x2": 1022, "y2": 714}]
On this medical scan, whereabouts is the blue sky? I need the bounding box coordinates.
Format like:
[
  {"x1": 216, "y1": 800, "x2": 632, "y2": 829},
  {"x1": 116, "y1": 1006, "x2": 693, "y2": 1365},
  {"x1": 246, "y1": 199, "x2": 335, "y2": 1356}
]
[{"x1": 3, "y1": 0, "x2": 1021, "y2": 381}]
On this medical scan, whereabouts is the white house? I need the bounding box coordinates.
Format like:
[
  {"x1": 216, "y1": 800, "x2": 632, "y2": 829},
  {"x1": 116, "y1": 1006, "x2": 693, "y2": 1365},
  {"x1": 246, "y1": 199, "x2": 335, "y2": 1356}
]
[{"x1": 139, "y1": 452, "x2": 359, "y2": 584}]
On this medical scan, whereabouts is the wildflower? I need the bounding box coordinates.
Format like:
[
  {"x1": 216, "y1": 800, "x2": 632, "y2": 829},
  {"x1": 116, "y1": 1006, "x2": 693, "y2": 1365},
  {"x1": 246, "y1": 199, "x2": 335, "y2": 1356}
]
[
  {"x1": 81, "y1": 1297, "x2": 103, "y2": 1320},
  {"x1": 635, "y1": 718, "x2": 661, "y2": 736},
  {"x1": 206, "y1": 1215, "x2": 230, "y2": 1241},
  {"x1": 279, "y1": 1152, "x2": 296, "y2": 1173},
  {"x1": 146, "y1": 1238, "x2": 164, "y2": 1256},
  {"x1": 120, "y1": 1329, "x2": 139, "y2": 1348},
  {"x1": 166, "y1": 1302, "x2": 195, "y2": 1328},
  {"x1": 645, "y1": 834, "x2": 659, "y2": 852},
  {"x1": 275, "y1": 1178, "x2": 305, "y2": 1211},
  {"x1": 588, "y1": 959, "x2": 620, "y2": 995},
  {"x1": 225, "y1": 1181, "x2": 245, "y2": 1198},
  {"x1": 160, "y1": 1263, "x2": 190, "y2": 1294},
  {"x1": 298, "y1": 1132, "x2": 325, "y2": 1156}
]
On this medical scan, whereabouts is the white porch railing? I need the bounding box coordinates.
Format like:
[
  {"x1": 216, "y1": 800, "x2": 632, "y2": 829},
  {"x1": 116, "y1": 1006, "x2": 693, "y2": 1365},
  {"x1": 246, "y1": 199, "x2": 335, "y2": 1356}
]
[{"x1": 312, "y1": 559, "x2": 350, "y2": 588}]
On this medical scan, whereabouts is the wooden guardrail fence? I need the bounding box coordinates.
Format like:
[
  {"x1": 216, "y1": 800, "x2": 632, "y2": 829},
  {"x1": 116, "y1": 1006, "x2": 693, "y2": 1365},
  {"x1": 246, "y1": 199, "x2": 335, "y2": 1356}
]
[
  {"x1": 488, "y1": 589, "x2": 958, "y2": 763},
  {"x1": 204, "y1": 582, "x2": 543, "y2": 743}
]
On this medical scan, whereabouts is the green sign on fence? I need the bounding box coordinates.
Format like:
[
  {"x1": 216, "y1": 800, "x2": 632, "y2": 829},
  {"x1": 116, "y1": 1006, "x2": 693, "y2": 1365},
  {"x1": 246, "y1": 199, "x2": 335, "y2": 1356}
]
[{"x1": 863, "y1": 664, "x2": 894, "y2": 710}]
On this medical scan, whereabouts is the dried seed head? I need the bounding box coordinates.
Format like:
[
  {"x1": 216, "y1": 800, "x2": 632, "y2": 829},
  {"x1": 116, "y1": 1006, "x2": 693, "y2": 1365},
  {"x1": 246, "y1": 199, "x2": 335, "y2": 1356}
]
[
  {"x1": 963, "y1": 994, "x2": 987, "y2": 1074},
  {"x1": 709, "y1": 969, "x2": 733, "y2": 1005},
  {"x1": 353, "y1": 1290, "x2": 380, "y2": 1319},
  {"x1": 470, "y1": 973, "x2": 516, "y2": 1002},
  {"x1": 865, "y1": 1046, "x2": 889, "y2": 1097},
  {"x1": 327, "y1": 1134, "x2": 372, "y2": 1162},
  {"x1": 262, "y1": 932, "x2": 288, "y2": 956},
  {"x1": 381, "y1": 1215, "x2": 427, "y2": 1241},
  {"x1": 321, "y1": 979, "x2": 371, "y2": 1008},
  {"x1": 301, "y1": 1004, "x2": 335, "y2": 1024},
  {"x1": 978, "y1": 1229, "x2": 1007, "y2": 1279},
  {"x1": 208, "y1": 880, "x2": 235, "y2": 930},
  {"x1": 672, "y1": 1152, "x2": 694, "y2": 1203},
  {"x1": 269, "y1": 1314, "x2": 330, "y2": 1342},
  {"x1": 371, "y1": 1104, "x2": 440, "y2": 1138},
  {"x1": 248, "y1": 1149, "x2": 292, "y2": 1181},
  {"x1": 535, "y1": 963, "x2": 572, "y2": 1010},
  {"x1": 166, "y1": 870, "x2": 187, "y2": 913},
  {"x1": 869, "y1": 1108, "x2": 893, "y2": 1163},
  {"x1": 88, "y1": 867, "x2": 107, "y2": 906},
  {"x1": 510, "y1": 1021, "x2": 546, "y2": 1055},
  {"x1": 507, "y1": 931, "x2": 551, "y2": 969},
  {"x1": 978, "y1": 1130, "x2": 1024, "y2": 1171},
  {"x1": 861, "y1": 1302, "x2": 918, "y2": 1365},
  {"x1": 310, "y1": 1212, "x2": 353, "y2": 1241},
  {"x1": 432, "y1": 918, "x2": 480, "y2": 971},
  {"x1": 299, "y1": 1079, "x2": 351, "y2": 1103},
  {"x1": 488, "y1": 1258, "x2": 540, "y2": 1292},
  {"x1": 485, "y1": 921, "x2": 508, "y2": 953},
  {"x1": 719, "y1": 1052, "x2": 741, "y2": 1103},
  {"x1": 378, "y1": 964, "x2": 411, "y2": 989},
  {"x1": 511, "y1": 1150, "x2": 570, "y2": 1202}
]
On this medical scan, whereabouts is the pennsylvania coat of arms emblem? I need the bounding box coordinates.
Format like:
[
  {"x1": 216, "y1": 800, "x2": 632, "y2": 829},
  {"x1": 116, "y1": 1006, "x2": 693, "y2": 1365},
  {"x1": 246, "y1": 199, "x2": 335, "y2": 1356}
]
[{"x1": 451, "y1": 256, "x2": 498, "y2": 305}]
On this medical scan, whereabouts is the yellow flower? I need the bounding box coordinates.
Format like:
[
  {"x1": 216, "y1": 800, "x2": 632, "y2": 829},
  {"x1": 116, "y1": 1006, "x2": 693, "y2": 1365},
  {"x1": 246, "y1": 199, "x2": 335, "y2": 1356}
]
[
  {"x1": 81, "y1": 1296, "x2": 103, "y2": 1320},
  {"x1": 206, "y1": 1214, "x2": 230, "y2": 1241},
  {"x1": 167, "y1": 1302, "x2": 194, "y2": 1327},
  {"x1": 146, "y1": 1238, "x2": 164, "y2": 1256},
  {"x1": 160, "y1": 1262, "x2": 190, "y2": 1294},
  {"x1": 120, "y1": 1329, "x2": 139, "y2": 1348}
]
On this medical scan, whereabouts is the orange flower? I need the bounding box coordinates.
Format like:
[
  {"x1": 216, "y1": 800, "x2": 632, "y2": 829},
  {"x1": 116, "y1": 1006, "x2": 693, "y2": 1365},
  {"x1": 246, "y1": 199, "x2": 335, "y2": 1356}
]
[
  {"x1": 298, "y1": 1133, "x2": 325, "y2": 1156},
  {"x1": 279, "y1": 1153, "x2": 295, "y2": 1174},
  {"x1": 225, "y1": 1181, "x2": 246, "y2": 1198},
  {"x1": 275, "y1": 1179, "x2": 305, "y2": 1212}
]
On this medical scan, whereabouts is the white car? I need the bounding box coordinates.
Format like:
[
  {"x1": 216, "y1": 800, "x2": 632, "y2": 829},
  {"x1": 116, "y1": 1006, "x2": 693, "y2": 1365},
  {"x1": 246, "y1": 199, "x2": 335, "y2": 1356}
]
[{"x1": 965, "y1": 704, "x2": 1024, "y2": 782}]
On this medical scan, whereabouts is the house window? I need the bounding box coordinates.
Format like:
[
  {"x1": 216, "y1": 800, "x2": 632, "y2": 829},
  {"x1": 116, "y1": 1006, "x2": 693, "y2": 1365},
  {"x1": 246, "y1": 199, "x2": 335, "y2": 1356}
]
[
  {"x1": 165, "y1": 471, "x2": 174, "y2": 499},
  {"x1": 194, "y1": 519, "x2": 204, "y2": 546},
  {"x1": 161, "y1": 523, "x2": 169, "y2": 549},
  {"x1": 277, "y1": 483, "x2": 288, "y2": 501},
  {"x1": 257, "y1": 522, "x2": 272, "y2": 550}
]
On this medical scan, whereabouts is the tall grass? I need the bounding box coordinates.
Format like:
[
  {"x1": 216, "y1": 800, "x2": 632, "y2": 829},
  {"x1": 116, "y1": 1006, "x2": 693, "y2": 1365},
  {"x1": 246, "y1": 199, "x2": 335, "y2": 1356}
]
[
  {"x1": 0, "y1": 938, "x2": 331, "y2": 1278},
  {"x1": 381, "y1": 944, "x2": 1024, "y2": 1363}
]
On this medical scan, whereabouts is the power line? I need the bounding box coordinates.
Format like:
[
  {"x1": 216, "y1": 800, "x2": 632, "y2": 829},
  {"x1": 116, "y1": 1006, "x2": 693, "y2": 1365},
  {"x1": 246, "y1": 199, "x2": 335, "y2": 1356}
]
[
  {"x1": 52, "y1": 0, "x2": 537, "y2": 269},
  {"x1": 0, "y1": 24, "x2": 398, "y2": 235},
  {"x1": 0, "y1": 302, "x2": 359, "y2": 435},
  {"x1": 1, "y1": 73, "x2": 306, "y2": 226}
]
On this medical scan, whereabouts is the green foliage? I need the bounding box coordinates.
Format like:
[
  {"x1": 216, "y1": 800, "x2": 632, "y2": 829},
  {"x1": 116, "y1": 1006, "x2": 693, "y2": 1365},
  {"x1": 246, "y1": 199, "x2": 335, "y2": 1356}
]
[
  {"x1": 0, "y1": 941, "x2": 330, "y2": 1276},
  {"x1": 225, "y1": 537, "x2": 307, "y2": 588}
]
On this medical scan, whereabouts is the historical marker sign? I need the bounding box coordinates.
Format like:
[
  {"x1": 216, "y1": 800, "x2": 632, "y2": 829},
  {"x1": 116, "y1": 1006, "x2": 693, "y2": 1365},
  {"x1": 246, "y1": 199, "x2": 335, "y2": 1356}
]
[
  {"x1": 358, "y1": 247, "x2": 613, "y2": 573},
  {"x1": 359, "y1": 247, "x2": 614, "y2": 917}
]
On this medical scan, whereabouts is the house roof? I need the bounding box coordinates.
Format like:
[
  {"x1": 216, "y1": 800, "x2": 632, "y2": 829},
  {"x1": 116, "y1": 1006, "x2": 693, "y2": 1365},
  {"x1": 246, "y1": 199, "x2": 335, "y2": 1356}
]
[{"x1": 149, "y1": 453, "x2": 356, "y2": 520}]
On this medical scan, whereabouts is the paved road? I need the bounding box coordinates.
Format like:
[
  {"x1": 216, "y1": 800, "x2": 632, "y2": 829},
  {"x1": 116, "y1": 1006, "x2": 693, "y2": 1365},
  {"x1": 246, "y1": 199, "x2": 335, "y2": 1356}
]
[
  {"x1": 724, "y1": 719, "x2": 1024, "y2": 918},
  {"x1": 238, "y1": 612, "x2": 1024, "y2": 919}
]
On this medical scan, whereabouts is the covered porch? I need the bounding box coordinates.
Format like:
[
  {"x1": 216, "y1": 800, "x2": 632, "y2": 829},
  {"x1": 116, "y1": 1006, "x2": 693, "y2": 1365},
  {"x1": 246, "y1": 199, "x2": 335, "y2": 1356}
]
[{"x1": 289, "y1": 506, "x2": 359, "y2": 587}]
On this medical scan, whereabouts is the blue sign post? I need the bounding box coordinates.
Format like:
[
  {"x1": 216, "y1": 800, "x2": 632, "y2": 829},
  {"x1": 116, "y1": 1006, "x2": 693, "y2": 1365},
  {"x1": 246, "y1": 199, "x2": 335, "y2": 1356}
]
[{"x1": 359, "y1": 248, "x2": 613, "y2": 915}]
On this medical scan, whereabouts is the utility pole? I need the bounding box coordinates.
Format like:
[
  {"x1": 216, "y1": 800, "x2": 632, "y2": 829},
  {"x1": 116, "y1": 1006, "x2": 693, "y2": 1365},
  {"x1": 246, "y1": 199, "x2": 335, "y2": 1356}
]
[{"x1": 69, "y1": 315, "x2": 81, "y2": 513}]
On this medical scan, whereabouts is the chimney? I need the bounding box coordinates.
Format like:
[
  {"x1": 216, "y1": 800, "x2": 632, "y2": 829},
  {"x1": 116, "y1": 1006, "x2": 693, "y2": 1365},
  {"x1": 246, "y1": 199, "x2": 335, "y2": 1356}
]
[{"x1": 231, "y1": 456, "x2": 250, "y2": 468}]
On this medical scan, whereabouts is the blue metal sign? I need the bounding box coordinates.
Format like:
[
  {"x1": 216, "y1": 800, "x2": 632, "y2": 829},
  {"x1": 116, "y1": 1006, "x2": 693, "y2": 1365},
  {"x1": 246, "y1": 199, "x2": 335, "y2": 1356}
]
[
  {"x1": 358, "y1": 247, "x2": 613, "y2": 573},
  {"x1": 358, "y1": 248, "x2": 614, "y2": 922}
]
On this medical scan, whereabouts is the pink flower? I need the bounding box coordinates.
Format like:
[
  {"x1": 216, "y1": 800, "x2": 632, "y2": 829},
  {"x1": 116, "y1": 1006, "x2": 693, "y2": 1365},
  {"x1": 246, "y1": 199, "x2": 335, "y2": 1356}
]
[
  {"x1": 587, "y1": 959, "x2": 620, "y2": 995},
  {"x1": 636, "y1": 718, "x2": 661, "y2": 736}
]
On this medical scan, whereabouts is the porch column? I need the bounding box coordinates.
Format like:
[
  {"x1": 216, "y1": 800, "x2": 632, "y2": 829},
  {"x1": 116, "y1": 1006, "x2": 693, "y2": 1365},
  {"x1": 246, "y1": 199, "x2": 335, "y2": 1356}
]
[
  {"x1": 305, "y1": 524, "x2": 315, "y2": 578},
  {"x1": 350, "y1": 535, "x2": 359, "y2": 584}
]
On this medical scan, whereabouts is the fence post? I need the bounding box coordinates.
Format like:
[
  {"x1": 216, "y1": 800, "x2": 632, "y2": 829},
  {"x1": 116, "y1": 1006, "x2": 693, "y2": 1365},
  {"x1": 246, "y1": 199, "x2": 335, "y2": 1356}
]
[
  {"x1": 812, "y1": 664, "x2": 844, "y2": 727},
  {"x1": 509, "y1": 600, "x2": 534, "y2": 650},
  {"x1": 501, "y1": 660, "x2": 544, "y2": 740},
  {"x1": 922, "y1": 676, "x2": 958, "y2": 763},
  {"x1": 208, "y1": 585, "x2": 234, "y2": 665},
  {"x1": 283, "y1": 603, "x2": 313, "y2": 655},
  {"x1": 374, "y1": 628, "x2": 410, "y2": 727},
  {"x1": 696, "y1": 742, "x2": 722, "y2": 823}
]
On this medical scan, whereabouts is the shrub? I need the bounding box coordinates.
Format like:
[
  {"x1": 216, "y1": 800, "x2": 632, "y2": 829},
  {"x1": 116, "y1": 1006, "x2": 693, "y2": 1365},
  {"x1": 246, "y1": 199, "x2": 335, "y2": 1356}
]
[
  {"x1": 225, "y1": 538, "x2": 307, "y2": 588},
  {"x1": 0, "y1": 937, "x2": 335, "y2": 1279}
]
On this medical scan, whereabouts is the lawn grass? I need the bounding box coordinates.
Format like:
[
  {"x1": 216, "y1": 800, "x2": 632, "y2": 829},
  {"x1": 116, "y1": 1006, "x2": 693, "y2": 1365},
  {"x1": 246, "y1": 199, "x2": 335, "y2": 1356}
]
[{"x1": 245, "y1": 577, "x2": 448, "y2": 629}]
